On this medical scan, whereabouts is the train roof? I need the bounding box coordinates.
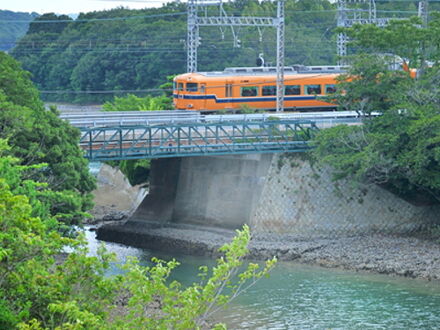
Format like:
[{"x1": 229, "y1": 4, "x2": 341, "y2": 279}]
[{"x1": 175, "y1": 65, "x2": 348, "y2": 80}]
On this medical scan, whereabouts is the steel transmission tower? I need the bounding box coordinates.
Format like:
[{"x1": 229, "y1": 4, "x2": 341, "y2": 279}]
[
  {"x1": 337, "y1": 0, "x2": 390, "y2": 64},
  {"x1": 187, "y1": 0, "x2": 199, "y2": 73},
  {"x1": 276, "y1": 1, "x2": 285, "y2": 113},
  {"x1": 418, "y1": 1, "x2": 429, "y2": 27},
  {"x1": 186, "y1": 0, "x2": 286, "y2": 112}
]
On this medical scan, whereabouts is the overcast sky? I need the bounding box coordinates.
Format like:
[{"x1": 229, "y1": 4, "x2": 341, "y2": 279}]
[{"x1": 1, "y1": 0, "x2": 177, "y2": 15}]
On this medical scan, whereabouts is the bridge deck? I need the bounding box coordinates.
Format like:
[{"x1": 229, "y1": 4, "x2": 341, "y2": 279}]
[{"x1": 79, "y1": 119, "x2": 318, "y2": 161}]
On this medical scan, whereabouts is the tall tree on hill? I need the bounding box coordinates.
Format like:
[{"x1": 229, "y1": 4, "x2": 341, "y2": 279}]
[{"x1": 0, "y1": 52, "x2": 95, "y2": 225}]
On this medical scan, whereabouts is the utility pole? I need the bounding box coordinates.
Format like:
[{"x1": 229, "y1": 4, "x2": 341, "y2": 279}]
[{"x1": 186, "y1": 0, "x2": 286, "y2": 111}]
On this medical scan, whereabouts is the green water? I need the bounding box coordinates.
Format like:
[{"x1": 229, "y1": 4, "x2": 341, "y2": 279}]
[{"x1": 86, "y1": 229, "x2": 440, "y2": 329}]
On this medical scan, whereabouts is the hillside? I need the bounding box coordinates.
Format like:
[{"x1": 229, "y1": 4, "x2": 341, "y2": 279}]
[
  {"x1": 0, "y1": 10, "x2": 38, "y2": 51},
  {"x1": 10, "y1": 0, "x2": 428, "y2": 104}
]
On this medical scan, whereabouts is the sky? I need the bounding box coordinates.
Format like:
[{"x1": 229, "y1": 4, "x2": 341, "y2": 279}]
[{"x1": 0, "y1": 0, "x2": 177, "y2": 15}]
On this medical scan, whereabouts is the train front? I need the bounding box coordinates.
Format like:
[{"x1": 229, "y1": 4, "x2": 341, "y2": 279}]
[{"x1": 173, "y1": 73, "x2": 205, "y2": 110}]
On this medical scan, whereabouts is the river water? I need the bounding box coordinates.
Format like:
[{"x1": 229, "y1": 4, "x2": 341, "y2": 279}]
[{"x1": 85, "y1": 228, "x2": 440, "y2": 329}]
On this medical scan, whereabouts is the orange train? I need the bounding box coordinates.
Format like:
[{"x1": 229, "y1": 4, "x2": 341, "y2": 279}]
[{"x1": 173, "y1": 65, "x2": 346, "y2": 111}]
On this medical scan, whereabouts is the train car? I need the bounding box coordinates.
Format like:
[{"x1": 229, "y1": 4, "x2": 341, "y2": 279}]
[{"x1": 173, "y1": 65, "x2": 347, "y2": 111}]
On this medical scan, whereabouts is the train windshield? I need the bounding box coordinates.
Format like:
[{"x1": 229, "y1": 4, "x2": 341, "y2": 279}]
[{"x1": 178, "y1": 83, "x2": 184, "y2": 91}]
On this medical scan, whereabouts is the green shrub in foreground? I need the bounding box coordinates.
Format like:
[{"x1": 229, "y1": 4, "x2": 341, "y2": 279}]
[{"x1": 0, "y1": 143, "x2": 276, "y2": 328}]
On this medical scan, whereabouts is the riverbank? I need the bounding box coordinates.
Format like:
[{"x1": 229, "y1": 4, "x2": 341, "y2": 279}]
[{"x1": 96, "y1": 221, "x2": 440, "y2": 282}]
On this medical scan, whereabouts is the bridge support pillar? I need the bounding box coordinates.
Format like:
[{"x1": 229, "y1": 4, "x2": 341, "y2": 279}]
[
  {"x1": 129, "y1": 157, "x2": 182, "y2": 223},
  {"x1": 126, "y1": 154, "x2": 272, "y2": 228},
  {"x1": 171, "y1": 154, "x2": 273, "y2": 228}
]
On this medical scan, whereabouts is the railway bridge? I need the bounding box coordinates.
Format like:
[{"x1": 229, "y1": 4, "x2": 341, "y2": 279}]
[
  {"x1": 62, "y1": 111, "x2": 365, "y2": 161},
  {"x1": 60, "y1": 110, "x2": 437, "y2": 245}
]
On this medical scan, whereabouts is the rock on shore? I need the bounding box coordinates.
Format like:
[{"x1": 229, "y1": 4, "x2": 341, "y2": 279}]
[
  {"x1": 97, "y1": 221, "x2": 440, "y2": 282},
  {"x1": 89, "y1": 164, "x2": 147, "y2": 223}
]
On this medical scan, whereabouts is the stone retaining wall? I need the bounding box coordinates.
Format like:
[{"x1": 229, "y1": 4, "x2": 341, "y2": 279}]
[{"x1": 252, "y1": 154, "x2": 439, "y2": 237}]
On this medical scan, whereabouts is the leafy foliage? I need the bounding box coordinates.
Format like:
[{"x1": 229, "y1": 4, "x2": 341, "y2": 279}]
[
  {"x1": 0, "y1": 147, "x2": 276, "y2": 328},
  {"x1": 102, "y1": 89, "x2": 175, "y2": 186},
  {"x1": 314, "y1": 30, "x2": 440, "y2": 203},
  {"x1": 103, "y1": 94, "x2": 172, "y2": 111},
  {"x1": 0, "y1": 52, "x2": 95, "y2": 225},
  {"x1": 344, "y1": 14, "x2": 440, "y2": 70},
  {"x1": 114, "y1": 225, "x2": 276, "y2": 329},
  {"x1": 323, "y1": 54, "x2": 411, "y2": 114},
  {"x1": 0, "y1": 143, "x2": 116, "y2": 328}
]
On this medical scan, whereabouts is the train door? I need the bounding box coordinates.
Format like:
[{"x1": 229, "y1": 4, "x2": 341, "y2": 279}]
[
  {"x1": 200, "y1": 83, "x2": 207, "y2": 110},
  {"x1": 224, "y1": 81, "x2": 233, "y2": 110}
]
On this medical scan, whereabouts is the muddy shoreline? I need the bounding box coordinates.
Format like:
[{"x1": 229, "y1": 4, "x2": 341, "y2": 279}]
[{"x1": 96, "y1": 220, "x2": 440, "y2": 282}]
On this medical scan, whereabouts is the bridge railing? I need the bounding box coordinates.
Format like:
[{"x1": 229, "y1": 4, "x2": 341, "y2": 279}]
[{"x1": 79, "y1": 119, "x2": 319, "y2": 161}]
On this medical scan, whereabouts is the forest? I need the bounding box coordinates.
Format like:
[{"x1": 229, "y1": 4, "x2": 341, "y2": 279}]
[
  {"x1": 0, "y1": 10, "x2": 38, "y2": 51},
  {"x1": 10, "y1": 0, "x2": 427, "y2": 104}
]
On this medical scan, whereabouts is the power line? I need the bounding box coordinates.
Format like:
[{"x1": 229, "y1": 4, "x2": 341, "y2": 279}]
[
  {"x1": 40, "y1": 88, "x2": 168, "y2": 94},
  {"x1": 0, "y1": 11, "x2": 187, "y2": 23},
  {"x1": 11, "y1": 43, "x2": 336, "y2": 55},
  {"x1": 39, "y1": 73, "x2": 343, "y2": 95}
]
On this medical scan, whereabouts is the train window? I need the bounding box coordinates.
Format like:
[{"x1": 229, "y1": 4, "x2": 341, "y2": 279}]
[
  {"x1": 200, "y1": 84, "x2": 206, "y2": 94},
  {"x1": 241, "y1": 86, "x2": 258, "y2": 97},
  {"x1": 262, "y1": 86, "x2": 276, "y2": 96},
  {"x1": 173, "y1": 81, "x2": 177, "y2": 90},
  {"x1": 186, "y1": 83, "x2": 198, "y2": 92},
  {"x1": 178, "y1": 83, "x2": 184, "y2": 91},
  {"x1": 305, "y1": 84, "x2": 322, "y2": 95},
  {"x1": 285, "y1": 85, "x2": 301, "y2": 95},
  {"x1": 325, "y1": 84, "x2": 337, "y2": 94}
]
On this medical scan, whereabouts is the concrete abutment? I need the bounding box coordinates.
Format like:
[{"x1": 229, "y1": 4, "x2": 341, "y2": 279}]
[{"x1": 97, "y1": 153, "x2": 439, "y2": 246}]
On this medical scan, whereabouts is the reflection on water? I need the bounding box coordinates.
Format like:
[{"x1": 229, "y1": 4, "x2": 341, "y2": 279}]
[
  {"x1": 86, "y1": 228, "x2": 440, "y2": 329},
  {"x1": 216, "y1": 263, "x2": 440, "y2": 329}
]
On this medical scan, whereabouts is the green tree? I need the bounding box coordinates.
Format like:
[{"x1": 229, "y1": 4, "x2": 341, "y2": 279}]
[
  {"x1": 323, "y1": 54, "x2": 411, "y2": 114},
  {"x1": 0, "y1": 145, "x2": 276, "y2": 328},
  {"x1": 314, "y1": 51, "x2": 440, "y2": 203},
  {"x1": 343, "y1": 14, "x2": 440, "y2": 76},
  {"x1": 103, "y1": 94, "x2": 172, "y2": 111},
  {"x1": 102, "y1": 91, "x2": 174, "y2": 186},
  {"x1": 0, "y1": 52, "x2": 95, "y2": 225}
]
